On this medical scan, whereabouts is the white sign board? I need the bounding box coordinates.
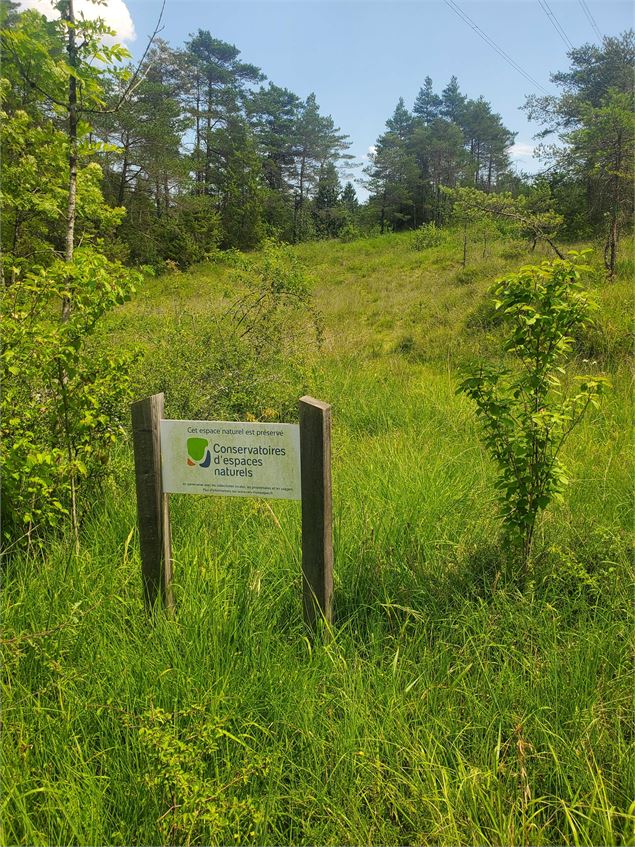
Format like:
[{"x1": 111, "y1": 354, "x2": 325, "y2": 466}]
[{"x1": 160, "y1": 419, "x2": 301, "y2": 500}]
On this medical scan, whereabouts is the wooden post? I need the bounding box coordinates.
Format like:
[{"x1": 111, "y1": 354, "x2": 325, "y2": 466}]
[
  {"x1": 131, "y1": 393, "x2": 175, "y2": 615},
  {"x1": 299, "y1": 396, "x2": 333, "y2": 628}
]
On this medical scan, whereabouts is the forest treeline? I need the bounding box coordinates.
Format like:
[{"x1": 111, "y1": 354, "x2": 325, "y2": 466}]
[{"x1": 2, "y1": 1, "x2": 633, "y2": 273}]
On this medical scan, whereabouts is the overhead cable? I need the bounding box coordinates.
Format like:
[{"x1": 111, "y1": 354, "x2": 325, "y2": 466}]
[
  {"x1": 578, "y1": 0, "x2": 603, "y2": 41},
  {"x1": 443, "y1": 0, "x2": 551, "y2": 96},
  {"x1": 538, "y1": 0, "x2": 574, "y2": 50}
]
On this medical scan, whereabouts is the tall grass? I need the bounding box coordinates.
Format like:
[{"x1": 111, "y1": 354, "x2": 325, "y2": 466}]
[{"x1": 2, "y1": 231, "x2": 633, "y2": 845}]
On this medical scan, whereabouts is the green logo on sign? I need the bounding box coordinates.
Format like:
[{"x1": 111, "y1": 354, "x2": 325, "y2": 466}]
[{"x1": 187, "y1": 437, "x2": 211, "y2": 468}]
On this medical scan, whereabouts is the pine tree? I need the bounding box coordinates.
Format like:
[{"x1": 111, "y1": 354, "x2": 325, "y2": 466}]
[
  {"x1": 341, "y1": 181, "x2": 359, "y2": 212},
  {"x1": 525, "y1": 30, "x2": 635, "y2": 273},
  {"x1": 364, "y1": 131, "x2": 419, "y2": 233},
  {"x1": 290, "y1": 93, "x2": 351, "y2": 242},
  {"x1": 440, "y1": 75, "x2": 466, "y2": 124},
  {"x1": 182, "y1": 30, "x2": 264, "y2": 196},
  {"x1": 248, "y1": 82, "x2": 302, "y2": 191},
  {"x1": 461, "y1": 97, "x2": 515, "y2": 191},
  {"x1": 313, "y1": 161, "x2": 343, "y2": 238},
  {"x1": 386, "y1": 97, "x2": 414, "y2": 141},
  {"x1": 413, "y1": 76, "x2": 442, "y2": 124}
]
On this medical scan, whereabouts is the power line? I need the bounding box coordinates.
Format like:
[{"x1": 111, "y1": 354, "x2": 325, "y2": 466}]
[
  {"x1": 538, "y1": 0, "x2": 574, "y2": 50},
  {"x1": 578, "y1": 0, "x2": 603, "y2": 41},
  {"x1": 443, "y1": 0, "x2": 551, "y2": 97}
]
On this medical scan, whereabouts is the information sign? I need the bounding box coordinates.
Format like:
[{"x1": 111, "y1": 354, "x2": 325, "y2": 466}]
[{"x1": 160, "y1": 419, "x2": 301, "y2": 500}]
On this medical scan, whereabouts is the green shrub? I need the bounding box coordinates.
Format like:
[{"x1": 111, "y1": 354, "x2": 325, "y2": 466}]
[
  {"x1": 458, "y1": 253, "x2": 609, "y2": 574},
  {"x1": 137, "y1": 241, "x2": 321, "y2": 422},
  {"x1": 339, "y1": 222, "x2": 362, "y2": 243},
  {"x1": 1, "y1": 249, "x2": 139, "y2": 546},
  {"x1": 411, "y1": 222, "x2": 444, "y2": 251},
  {"x1": 137, "y1": 705, "x2": 269, "y2": 844}
]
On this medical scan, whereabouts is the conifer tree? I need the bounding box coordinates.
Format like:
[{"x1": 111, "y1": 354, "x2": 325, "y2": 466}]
[
  {"x1": 440, "y1": 75, "x2": 466, "y2": 124},
  {"x1": 525, "y1": 31, "x2": 634, "y2": 273},
  {"x1": 313, "y1": 161, "x2": 343, "y2": 237},
  {"x1": 413, "y1": 76, "x2": 442, "y2": 124},
  {"x1": 182, "y1": 30, "x2": 264, "y2": 196},
  {"x1": 290, "y1": 93, "x2": 351, "y2": 242},
  {"x1": 341, "y1": 181, "x2": 359, "y2": 212},
  {"x1": 386, "y1": 97, "x2": 414, "y2": 141}
]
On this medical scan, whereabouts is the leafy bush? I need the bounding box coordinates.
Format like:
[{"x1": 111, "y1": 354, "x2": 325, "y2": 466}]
[
  {"x1": 137, "y1": 706, "x2": 269, "y2": 844},
  {"x1": 2, "y1": 249, "x2": 139, "y2": 547},
  {"x1": 410, "y1": 222, "x2": 444, "y2": 251},
  {"x1": 138, "y1": 241, "x2": 321, "y2": 422},
  {"x1": 458, "y1": 253, "x2": 609, "y2": 574},
  {"x1": 339, "y1": 222, "x2": 362, "y2": 243}
]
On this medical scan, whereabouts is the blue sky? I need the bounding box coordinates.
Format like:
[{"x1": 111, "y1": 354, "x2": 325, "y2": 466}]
[{"x1": 79, "y1": 0, "x2": 635, "y2": 194}]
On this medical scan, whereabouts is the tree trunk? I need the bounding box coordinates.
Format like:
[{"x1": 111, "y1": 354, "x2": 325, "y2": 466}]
[
  {"x1": 117, "y1": 132, "x2": 130, "y2": 205},
  {"x1": 604, "y1": 213, "x2": 619, "y2": 277},
  {"x1": 474, "y1": 141, "x2": 481, "y2": 188},
  {"x1": 293, "y1": 152, "x2": 306, "y2": 243},
  {"x1": 155, "y1": 178, "x2": 162, "y2": 217},
  {"x1": 195, "y1": 72, "x2": 202, "y2": 193},
  {"x1": 60, "y1": 0, "x2": 80, "y2": 549},
  {"x1": 62, "y1": 0, "x2": 77, "y2": 322},
  {"x1": 204, "y1": 83, "x2": 213, "y2": 194},
  {"x1": 380, "y1": 188, "x2": 386, "y2": 235},
  {"x1": 604, "y1": 130, "x2": 622, "y2": 278}
]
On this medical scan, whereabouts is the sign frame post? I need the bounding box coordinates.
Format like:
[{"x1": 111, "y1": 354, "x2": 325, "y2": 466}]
[
  {"x1": 131, "y1": 392, "x2": 175, "y2": 615},
  {"x1": 299, "y1": 396, "x2": 334, "y2": 628},
  {"x1": 131, "y1": 393, "x2": 333, "y2": 628}
]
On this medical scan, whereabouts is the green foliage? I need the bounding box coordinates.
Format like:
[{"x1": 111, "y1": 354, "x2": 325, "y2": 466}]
[
  {"x1": 1, "y1": 1, "x2": 142, "y2": 548},
  {"x1": 366, "y1": 78, "x2": 516, "y2": 233},
  {"x1": 458, "y1": 253, "x2": 609, "y2": 569},
  {"x1": 525, "y1": 32, "x2": 634, "y2": 267},
  {"x1": 1, "y1": 4, "x2": 131, "y2": 114},
  {"x1": 410, "y1": 222, "x2": 445, "y2": 251},
  {"x1": 2, "y1": 250, "x2": 139, "y2": 544},
  {"x1": 137, "y1": 706, "x2": 268, "y2": 843},
  {"x1": 140, "y1": 241, "x2": 320, "y2": 422},
  {"x1": 445, "y1": 186, "x2": 564, "y2": 256},
  {"x1": 1, "y1": 233, "x2": 632, "y2": 845},
  {"x1": 338, "y1": 221, "x2": 362, "y2": 243},
  {"x1": 156, "y1": 196, "x2": 222, "y2": 269},
  {"x1": 0, "y1": 103, "x2": 124, "y2": 281}
]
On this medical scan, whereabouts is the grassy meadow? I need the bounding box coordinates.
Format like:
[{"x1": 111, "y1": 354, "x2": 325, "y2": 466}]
[{"x1": 2, "y1": 230, "x2": 633, "y2": 845}]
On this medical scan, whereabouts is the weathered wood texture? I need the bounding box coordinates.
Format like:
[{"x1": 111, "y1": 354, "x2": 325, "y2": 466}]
[
  {"x1": 131, "y1": 393, "x2": 175, "y2": 614},
  {"x1": 299, "y1": 396, "x2": 333, "y2": 627}
]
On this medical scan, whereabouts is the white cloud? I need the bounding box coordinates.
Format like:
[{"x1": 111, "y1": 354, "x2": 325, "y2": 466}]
[
  {"x1": 509, "y1": 142, "x2": 543, "y2": 175},
  {"x1": 510, "y1": 142, "x2": 535, "y2": 160},
  {"x1": 18, "y1": 0, "x2": 136, "y2": 44}
]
